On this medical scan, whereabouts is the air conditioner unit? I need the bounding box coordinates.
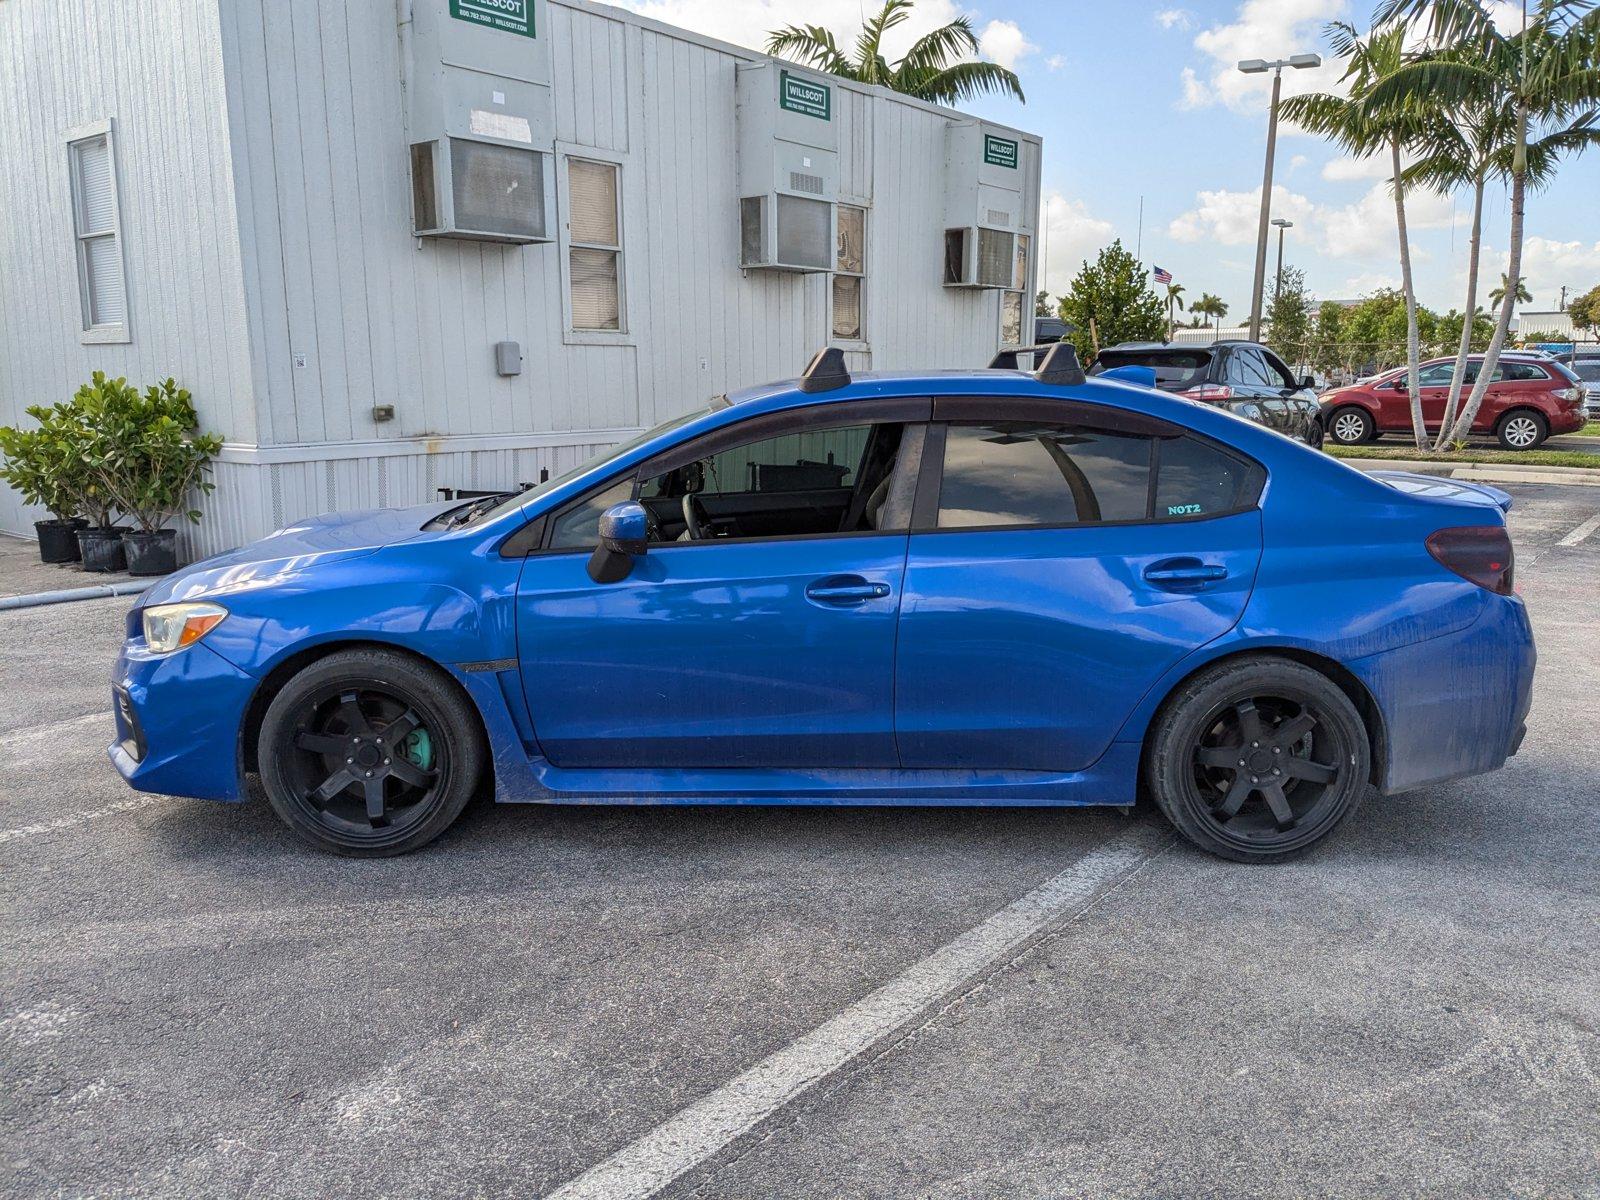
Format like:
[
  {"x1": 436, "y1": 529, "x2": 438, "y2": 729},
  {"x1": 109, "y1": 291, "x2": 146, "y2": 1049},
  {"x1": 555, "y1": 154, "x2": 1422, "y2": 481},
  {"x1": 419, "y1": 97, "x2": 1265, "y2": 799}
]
[
  {"x1": 411, "y1": 138, "x2": 549, "y2": 242},
  {"x1": 404, "y1": 0, "x2": 555, "y2": 244},
  {"x1": 736, "y1": 61, "x2": 839, "y2": 274},
  {"x1": 943, "y1": 121, "x2": 1027, "y2": 289},
  {"x1": 944, "y1": 227, "x2": 1016, "y2": 289}
]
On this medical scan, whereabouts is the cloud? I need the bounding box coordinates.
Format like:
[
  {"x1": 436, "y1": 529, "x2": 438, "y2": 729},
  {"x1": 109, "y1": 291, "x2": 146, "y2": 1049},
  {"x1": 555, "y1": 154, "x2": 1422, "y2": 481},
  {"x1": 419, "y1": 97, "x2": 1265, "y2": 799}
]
[
  {"x1": 1155, "y1": 8, "x2": 1194, "y2": 30},
  {"x1": 1321, "y1": 155, "x2": 1392, "y2": 181},
  {"x1": 1169, "y1": 180, "x2": 1455, "y2": 260},
  {"x1": 1046, "y1": 54, "x2": 1067, "y2": 71},
  {"x1": 1472, "y1": 237, "x2": 1600, "y2": 309},
  {"x1": 1038, "y1": 193, "x2": 1117, "y2": 297},
  {"x1": 1341, "y1": 271, "x2": 1400, "y2": 295},
  {"x1": 977, "y1": 19, "x2": 1037, "y2": 71},
  {"x1": 1288, "y1": 153, "x2": 1309, "y2": 174},
  {"x1": 1178, "y1": 0, "x2": 1350, "y2": 115}
]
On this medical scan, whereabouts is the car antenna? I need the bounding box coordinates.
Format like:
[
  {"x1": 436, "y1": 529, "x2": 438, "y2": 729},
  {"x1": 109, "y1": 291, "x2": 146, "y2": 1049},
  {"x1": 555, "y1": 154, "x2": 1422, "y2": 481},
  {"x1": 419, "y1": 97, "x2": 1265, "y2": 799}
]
[
  {"x1": 798, "y1": 346, "x2": 851, "y2": 394},
  {"x1": 1034, "y1": 342, "x2": 1086, "y2": 387}
]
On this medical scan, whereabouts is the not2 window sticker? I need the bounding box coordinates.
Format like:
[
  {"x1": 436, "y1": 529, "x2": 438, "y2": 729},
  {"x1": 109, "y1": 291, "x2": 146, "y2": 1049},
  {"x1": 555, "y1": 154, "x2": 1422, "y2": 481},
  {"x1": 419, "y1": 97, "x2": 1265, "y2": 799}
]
[{"x1": 1166, "y1": 503, "x2": 1203, "y2": 516}]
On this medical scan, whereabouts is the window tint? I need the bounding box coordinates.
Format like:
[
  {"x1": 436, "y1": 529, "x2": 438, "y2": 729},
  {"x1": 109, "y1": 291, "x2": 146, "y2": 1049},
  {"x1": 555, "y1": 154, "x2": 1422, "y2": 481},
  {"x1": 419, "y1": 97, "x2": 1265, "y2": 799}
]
[
  {"x1": 1094, "y1": 349, "x2": 1213, "y2": 390},
  {"x1": 1223, "y1": 351, "x2": 1256, "y2": 387},
  {"x1": 1155, "y1": 437, "x2": 1263, "y2": 518},
  {"x1": 936, "y1": 424, "x2": 1152, "y2": 528},
  {"x1": 1500, "y1": 361, "x2": 1547, "y2": 382},
  {"x1": 643, "y1": 424, "x2": 869, "y2": 499},
  {"x1": 1418, "y1": 363, "x2": 1456, "y2": 387},
  {"x1": 1242, "y1": 350, "x2": 1278, "y2": 387},
  {"x1": 548, "y1": 476, "x2": 632, "y2": 549},
  {"x1": 1260, "y1": 350, "x2": 1298, "y2": 388}
]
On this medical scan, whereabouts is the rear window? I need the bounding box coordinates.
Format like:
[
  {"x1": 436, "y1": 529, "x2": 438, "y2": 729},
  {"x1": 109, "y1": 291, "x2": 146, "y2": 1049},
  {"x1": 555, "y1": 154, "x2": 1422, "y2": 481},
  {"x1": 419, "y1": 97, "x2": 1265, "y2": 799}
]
[
  {"x1": 1547, "y1": 361, "x2": 1581, "y2": 385},
  {"x1": 1093, "y1": 349, "x2": 1213, "y2": 391}
]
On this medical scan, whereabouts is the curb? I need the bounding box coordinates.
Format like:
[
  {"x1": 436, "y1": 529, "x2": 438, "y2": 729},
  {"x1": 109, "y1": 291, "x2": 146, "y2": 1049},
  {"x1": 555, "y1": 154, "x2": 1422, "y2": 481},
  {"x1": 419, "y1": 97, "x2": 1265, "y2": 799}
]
[
  {"x1": 0, "y1": 580, "x2": 154, "y2": 612},
  {"x1": 1340, "y1": 459, "x2": 1600, "y2": 488}
]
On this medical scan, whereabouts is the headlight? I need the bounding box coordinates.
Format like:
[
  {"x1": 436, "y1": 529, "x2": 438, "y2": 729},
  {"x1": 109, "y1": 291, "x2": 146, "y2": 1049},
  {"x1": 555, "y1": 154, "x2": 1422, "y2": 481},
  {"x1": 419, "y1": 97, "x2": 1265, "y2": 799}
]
[{"x1": 141, "y1": 602, "x2": 228, "y2": 653}]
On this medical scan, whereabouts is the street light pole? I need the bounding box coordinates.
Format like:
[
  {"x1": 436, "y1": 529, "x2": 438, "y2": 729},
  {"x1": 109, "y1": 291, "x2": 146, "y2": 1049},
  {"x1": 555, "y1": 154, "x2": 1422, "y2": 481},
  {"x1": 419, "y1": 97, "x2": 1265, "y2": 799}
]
[
  {"x1": 1239, "y1": 54, "x2": 1321, "y2": 342},
  {"x1": 1272, "y1": 217, "x2": 1293, "y2": 309}
]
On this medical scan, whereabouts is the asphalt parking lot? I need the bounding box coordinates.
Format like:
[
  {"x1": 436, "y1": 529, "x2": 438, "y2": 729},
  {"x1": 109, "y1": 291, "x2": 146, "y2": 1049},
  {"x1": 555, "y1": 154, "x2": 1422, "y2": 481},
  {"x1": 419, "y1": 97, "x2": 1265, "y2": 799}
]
[{"x1": 3, "y1": 483, "x2": 1598, "y2": 1199}]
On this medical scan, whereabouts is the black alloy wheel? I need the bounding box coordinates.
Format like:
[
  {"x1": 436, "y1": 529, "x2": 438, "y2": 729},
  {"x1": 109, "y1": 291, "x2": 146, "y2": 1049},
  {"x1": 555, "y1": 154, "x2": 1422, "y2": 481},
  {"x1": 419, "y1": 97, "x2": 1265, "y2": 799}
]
[
  {"x1": 258, "y1": 649, "x2": 483, "y2": 856},
  {"x1": 1146, "y1": 658, "x2": 1370, "y2": 862}
]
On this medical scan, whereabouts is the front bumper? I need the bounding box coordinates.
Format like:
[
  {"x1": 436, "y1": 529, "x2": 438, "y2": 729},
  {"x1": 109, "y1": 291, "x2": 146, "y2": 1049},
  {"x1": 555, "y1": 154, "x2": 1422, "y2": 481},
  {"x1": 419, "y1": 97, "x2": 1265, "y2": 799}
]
[
  {"x1": 110, "y1": 637, "x2": 257, "y2": 802},
  {"x1": 1350, "y1": 593, "x2": 1535, "y2": 794}
]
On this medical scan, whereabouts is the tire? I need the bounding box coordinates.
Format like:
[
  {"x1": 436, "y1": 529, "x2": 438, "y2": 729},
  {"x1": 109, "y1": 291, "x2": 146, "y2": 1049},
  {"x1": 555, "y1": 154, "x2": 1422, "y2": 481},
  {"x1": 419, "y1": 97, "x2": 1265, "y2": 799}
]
[
  {"x1": 1303, "y1": 417, "x2": 1325, "y2": 450},
  {"x1": 1145, "y1": 657, "x2": 1370, "y2": 864},
  {"x1": 1327, "y1": 406, "x2": 1374, "y2": 445},
  {"x1": 1495, "y1": 408, "x2": 1547, "y2": 451},
  {"x1": 257, "y1": 648, "x2": 485, "y2": 856}
]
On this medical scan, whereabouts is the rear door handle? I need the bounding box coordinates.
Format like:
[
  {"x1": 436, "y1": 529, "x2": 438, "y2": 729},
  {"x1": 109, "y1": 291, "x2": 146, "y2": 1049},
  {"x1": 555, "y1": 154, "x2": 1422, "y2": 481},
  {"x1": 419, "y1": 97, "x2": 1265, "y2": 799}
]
[
  {"x1": 805, "y1": 576, "x2": 891, "y2": 605},
  {"x1": 1143, "y1": 561, "x2": 1229, "y2": 586}
]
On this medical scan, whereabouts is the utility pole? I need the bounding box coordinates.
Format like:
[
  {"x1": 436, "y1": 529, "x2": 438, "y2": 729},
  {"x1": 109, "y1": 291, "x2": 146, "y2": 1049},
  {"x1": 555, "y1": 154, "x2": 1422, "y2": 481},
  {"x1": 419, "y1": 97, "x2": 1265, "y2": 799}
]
[
  {"x1": 1272, "y1": 218, "x2": 1293, "y2": 310},
  {"x1": 1239, "y1": 54, "x2": 1321, "y2": 341}
]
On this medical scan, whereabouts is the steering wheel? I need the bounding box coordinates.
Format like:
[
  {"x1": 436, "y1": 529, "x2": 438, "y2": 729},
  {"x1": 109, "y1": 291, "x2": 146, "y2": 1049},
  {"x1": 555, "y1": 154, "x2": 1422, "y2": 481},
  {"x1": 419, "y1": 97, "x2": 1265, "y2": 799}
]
[{"x1": 681, "y1": 494, "x2": 711, "y2": 541}]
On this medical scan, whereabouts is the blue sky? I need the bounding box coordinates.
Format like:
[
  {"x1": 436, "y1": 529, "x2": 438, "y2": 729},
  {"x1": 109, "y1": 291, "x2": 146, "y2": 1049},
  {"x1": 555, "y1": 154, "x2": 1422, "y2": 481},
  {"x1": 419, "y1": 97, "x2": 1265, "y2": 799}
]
[{"x1": 618, "y1": 0, "x2": 1600, "y2": 318}]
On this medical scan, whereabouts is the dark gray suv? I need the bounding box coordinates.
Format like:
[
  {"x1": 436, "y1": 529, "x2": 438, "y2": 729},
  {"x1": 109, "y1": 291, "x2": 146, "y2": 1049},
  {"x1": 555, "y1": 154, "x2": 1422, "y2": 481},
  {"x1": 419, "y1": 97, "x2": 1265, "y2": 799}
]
[{"x1": 1089, "y1": 340, "x2": 1324, "y2": 447}]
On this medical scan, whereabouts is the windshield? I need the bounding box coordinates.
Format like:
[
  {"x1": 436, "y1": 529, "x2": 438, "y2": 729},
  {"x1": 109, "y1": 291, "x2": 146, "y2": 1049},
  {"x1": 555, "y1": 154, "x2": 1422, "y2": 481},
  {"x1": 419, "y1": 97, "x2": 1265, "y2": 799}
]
[
  {"x1": 458, "y1": 406, "x2": 710, "y2": 527},
  {"x1": 1092, "y1": 349, "x2": 1213, "y2": 390}
]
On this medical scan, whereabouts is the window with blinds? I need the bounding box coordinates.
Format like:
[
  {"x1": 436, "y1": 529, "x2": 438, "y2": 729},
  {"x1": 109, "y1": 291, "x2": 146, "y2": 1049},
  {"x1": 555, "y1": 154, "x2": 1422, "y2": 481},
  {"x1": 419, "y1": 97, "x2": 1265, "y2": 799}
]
[
  {"x1": 566, "y1": 158, "x2": 622, "y2": 332},
  {"x1": 832, "y1": 204, "x2": 866, "y2": 342},
  {"x1": 69, "y1": 129, "x2": 128, "y2": 339}
]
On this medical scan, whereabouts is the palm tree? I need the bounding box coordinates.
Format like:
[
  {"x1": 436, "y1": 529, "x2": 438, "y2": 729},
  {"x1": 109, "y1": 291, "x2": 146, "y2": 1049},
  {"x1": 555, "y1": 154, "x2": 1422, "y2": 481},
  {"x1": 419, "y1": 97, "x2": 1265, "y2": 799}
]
[
  {"x1": 1163, "y1": 282, "x2": 1186, "y2": 341},
  {"x1": 1281, "y1": 22, "x2": 1435, "y2": 452},
  {"x1": 765, "y1": 0, "x2": 1025, "y2": 106},
  {"x1": 1489, "y1": 273, "x2": 1533, "y2": 308},
  {"x1": 1371, "y1": 0, "x2": 1600, "y2": 445},
  {"x1": 1193, "y1": 293, "x2": 1228, "y2": 337}
]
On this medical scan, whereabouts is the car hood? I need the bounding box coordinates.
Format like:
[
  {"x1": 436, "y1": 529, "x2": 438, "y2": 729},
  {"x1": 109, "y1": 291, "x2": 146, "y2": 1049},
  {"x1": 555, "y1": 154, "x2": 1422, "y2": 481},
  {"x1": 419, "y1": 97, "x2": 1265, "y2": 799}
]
[
  {"x1": 1367, "y1": 470, "x2": 1513, "y2": 513},
  {"x1": 139, "y1": 500, "x2": 461, "y2": 606}
]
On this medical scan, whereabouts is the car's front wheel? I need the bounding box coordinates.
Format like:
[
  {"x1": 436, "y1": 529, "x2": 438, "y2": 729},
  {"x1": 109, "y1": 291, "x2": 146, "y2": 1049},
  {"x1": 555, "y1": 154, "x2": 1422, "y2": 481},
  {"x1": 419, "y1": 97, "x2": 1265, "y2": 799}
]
[
  {"x1": 258, "y1": 648, "x2": 484, "y2": 856},
  {"x1": 1327, "y1": 406, "x2": 1374, "y2": 445},
  {"x1": 1145, "y1": 658, "x2": 1370, "y2": 863},
  {"x1": 1495, "y1": 408, "x2": 1547, "y2": 451}
]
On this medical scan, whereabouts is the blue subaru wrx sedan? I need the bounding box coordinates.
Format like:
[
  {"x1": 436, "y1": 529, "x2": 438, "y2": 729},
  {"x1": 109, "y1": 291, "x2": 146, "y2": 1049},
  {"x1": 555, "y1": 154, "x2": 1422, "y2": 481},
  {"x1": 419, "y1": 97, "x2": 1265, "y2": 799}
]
[{"x1": 111, "y1": 346, "x2": 1535, "y2": 862}]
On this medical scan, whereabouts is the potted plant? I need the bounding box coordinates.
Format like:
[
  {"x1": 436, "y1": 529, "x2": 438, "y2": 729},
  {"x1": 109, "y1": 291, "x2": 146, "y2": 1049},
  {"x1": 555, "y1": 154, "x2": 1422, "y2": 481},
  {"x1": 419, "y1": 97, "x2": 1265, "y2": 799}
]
[
  {"x1": 89, "y1": 378, "x2": 222, "y2": 576},
  {"x1": 0, "y1": 409, "x2": 87, "y2": 562},
  {"x1": 53, "y1": 374, "x2": 137, "y2": 572}
]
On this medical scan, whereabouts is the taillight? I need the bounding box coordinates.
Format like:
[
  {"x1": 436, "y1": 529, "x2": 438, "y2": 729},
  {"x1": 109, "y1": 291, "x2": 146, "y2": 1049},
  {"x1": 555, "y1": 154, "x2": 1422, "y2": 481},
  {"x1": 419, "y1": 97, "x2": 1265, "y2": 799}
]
[
  {"x1": 1184, "y1": 384, "x2": 1233, "y2": 402},
  {"x1": 1426, "y1": 525, "x2": 1514, "y2": 595},
  {"x1": 1552, "y1": 386, "x2": 1580, "y2": 404}
]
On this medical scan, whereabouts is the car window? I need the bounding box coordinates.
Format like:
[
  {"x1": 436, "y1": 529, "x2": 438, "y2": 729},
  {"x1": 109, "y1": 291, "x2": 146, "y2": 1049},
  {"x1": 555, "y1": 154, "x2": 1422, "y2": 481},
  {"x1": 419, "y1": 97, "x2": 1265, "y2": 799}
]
[
  {"x1": 1223, "y1": 352, "x2": 1254, "y2": 387},
  {"x1": 936, "y1": 424, "x2": 1152, "y2": 528},
  {"x1": 548, "y1": 476, "x2": 634, "y2": 549},
  {"x1": 1155, "y1": 437, "x2": 1264, "y2": 518},
  {"x1": 643, "y1": 424, "x2": 868, "y2": 499},
  {"x1": 1500, "y1": 361, "x2": 1548, "y2": 382},
  {"x1": 1418, "y1": 363, "x2": 1455, "y2": 387},
  {"x1": 1093, "y1": 349, "x2": 1213, "y2": 390},
  {"x1": 1260, "y1": 350, "x2": 1298, "y2": 389}
]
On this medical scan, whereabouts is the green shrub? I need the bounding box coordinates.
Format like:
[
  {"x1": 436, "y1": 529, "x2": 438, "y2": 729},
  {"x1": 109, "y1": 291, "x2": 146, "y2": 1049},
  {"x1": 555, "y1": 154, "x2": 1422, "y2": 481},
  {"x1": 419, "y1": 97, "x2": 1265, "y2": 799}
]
[{"x1": 0, "y1": 408, "x2": 83, "y2": 522}]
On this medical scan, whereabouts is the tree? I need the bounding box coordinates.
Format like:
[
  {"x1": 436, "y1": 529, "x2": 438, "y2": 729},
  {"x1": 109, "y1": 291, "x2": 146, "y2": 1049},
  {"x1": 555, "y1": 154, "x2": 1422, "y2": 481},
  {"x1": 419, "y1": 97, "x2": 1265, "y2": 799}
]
[
  {"x1": 766, "y1": 0, "x2": 1024, "y2": 106},
  {"x1": 1569, "y1": 283, "x2": 1600, "y2": 339},
  {"x1": 1436, "y1": 307, "x2": 1495, "y2": 355},
  {"x1": 1310, "y1": 301, "x2": 1348, "y2": 378},
  {"x1": 1192, "y1": 292, "x2": 1228, "y2": 336},
  {"x1": 1266, "y1": 267, "x2": 1314, "y2": 368},
  {"x1": 1163, "y1": 282, "x2": 1186, "y2": 341},
  {"x1": 1056, "y1": 240, "x2": 1166, "y2": 363},
  {"x1": 1489, "y1": 272, "x2": 1533, "y2": 307},
  {"x1": 1281, "y1": 21, "x2": 1435, "y2": 451},
  {"x1": 1035, "y1": 289, "x2": 1054, "y2": 317},
  {"x1": 1372, "y1": 0, "x2": 1600, "y2": 445}
]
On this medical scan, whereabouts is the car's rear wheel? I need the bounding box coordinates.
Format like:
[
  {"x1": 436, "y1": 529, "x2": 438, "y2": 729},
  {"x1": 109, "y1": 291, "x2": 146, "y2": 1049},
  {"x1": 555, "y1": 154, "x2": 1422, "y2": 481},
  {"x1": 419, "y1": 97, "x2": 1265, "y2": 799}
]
[
  {"x1": 1145, "y1": 658, "x2": 1370, "y2": 863},
  {"x1": 1495, "y1": 409, "x2": 1547, "y2": 451},
  {"x1": 1328, "y1": 406, "x2": 1374, "y2": 445},
  {"x1": 1303, "y1": 417, "x2": 1326, "y2": 449},
  {"x1": 258, "y1": 648, "x2": 484, "y2": 856}
]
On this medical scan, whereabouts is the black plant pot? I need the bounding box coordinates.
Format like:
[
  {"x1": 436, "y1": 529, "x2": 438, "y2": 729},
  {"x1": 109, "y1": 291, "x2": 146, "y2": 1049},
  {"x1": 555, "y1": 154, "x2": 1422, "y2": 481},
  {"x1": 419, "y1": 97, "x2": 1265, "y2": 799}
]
[
  {"x1": 122, "y1": 529, "x2": 178, "y2": 577},
  {"x1": 77, "y1": 526, "x2": 131, "y2": 573},
  {"x1": 35, "y1": 518, "x2": 88, "y2": 564}
]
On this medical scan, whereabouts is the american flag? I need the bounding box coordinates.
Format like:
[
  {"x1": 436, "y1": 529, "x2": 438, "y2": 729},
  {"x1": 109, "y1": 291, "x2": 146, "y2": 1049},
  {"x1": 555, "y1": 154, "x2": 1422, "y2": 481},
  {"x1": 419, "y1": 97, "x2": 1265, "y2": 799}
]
[{"x1": 1153, "y1": 265, "x2": 1173, "y2": 285}]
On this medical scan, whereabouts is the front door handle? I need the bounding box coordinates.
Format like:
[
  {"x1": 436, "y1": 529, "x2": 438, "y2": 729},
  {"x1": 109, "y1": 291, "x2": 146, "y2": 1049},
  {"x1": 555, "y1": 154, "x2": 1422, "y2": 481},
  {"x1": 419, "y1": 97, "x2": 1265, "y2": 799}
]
[
  {"x1": 1143, "y1": 560, "x2": 1229, "y2": 587},
  {"x1": 805, "y1": 576, "x2": 891, "y2": 605}
]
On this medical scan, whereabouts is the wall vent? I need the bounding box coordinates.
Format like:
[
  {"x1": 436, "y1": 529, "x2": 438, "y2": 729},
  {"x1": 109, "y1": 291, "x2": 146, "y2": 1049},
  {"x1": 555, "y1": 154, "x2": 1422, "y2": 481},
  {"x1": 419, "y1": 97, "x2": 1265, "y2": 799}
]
[
  {"x1": 986, "y1": 207, "x2": 1011, "y2": 226},
  {"x1": 789, "y1": 171, "x2": 824, "y2": 195}
]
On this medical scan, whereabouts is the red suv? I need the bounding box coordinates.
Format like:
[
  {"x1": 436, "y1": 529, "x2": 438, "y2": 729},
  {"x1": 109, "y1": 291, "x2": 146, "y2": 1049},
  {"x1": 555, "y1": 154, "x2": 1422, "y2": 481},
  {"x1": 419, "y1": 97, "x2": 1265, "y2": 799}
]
[{"x1": 1320, "y1": 354, "x2": 1587, "y2": 450}]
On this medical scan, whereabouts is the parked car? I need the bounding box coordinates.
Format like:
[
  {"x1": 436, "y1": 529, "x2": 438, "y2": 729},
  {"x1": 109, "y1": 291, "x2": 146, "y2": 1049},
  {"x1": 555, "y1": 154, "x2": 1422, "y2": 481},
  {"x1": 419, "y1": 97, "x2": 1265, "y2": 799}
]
[
  {"x1": 1034, "y1": 316, "x2": 1071, "y2": 345},
  {"x1": 1320, "y1": 353, "x2": 1588, "y2": 449},
  {"x1": 1568, "y1": 354, "x2": 1600, "y2": 419},
  {"x1": 111, "y1": 346, "x2": 1534, "y2": 865},
  {"x1": 1089, "y1": 340, "x2": 1324, "y2": 447}
]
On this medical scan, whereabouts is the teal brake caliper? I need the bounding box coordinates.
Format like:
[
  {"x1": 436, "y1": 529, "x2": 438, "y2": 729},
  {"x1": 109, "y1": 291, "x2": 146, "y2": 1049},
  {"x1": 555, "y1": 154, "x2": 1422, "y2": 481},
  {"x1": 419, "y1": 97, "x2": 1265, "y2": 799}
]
[{"x1": 399, "y1": 728, "x2": 434, "y2": 771}]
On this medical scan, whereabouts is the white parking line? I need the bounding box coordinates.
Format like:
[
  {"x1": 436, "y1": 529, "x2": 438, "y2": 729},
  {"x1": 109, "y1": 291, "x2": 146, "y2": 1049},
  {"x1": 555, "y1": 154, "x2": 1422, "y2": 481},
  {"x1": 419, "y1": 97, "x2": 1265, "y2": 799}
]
[
  {"x1": 0, "y1": 711, "x2": 108, "y2": 754},
  {"x1": 545, "y1": 832, "x2": 1161, "y2": 1200},
  {"x1": 0, "y1": 795, "x2": 167, "y2": 847},
  {"x1": 1555, "y1": 512, "x2": 1600, "y2": 547}
]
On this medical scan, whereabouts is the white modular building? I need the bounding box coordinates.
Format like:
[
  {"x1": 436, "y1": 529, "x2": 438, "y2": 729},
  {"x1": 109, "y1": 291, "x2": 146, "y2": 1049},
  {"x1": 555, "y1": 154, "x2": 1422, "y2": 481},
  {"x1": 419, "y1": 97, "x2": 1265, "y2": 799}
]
[{"x1": 0, "y1": 0, "x2": 1042, "y2": 556}]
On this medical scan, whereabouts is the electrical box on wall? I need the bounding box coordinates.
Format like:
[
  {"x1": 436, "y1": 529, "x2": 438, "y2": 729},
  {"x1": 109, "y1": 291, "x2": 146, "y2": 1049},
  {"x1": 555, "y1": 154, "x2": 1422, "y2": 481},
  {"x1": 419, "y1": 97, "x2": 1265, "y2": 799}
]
[
  {"x1": 406, "y1": 0, "x2": 555, "y2": 243},
  {"x1": 736, "y1": 62, "x2": 839, "y2": 272},
  {"x1": 943, "y1": 121, "x2": 1025, "y2": 288}
]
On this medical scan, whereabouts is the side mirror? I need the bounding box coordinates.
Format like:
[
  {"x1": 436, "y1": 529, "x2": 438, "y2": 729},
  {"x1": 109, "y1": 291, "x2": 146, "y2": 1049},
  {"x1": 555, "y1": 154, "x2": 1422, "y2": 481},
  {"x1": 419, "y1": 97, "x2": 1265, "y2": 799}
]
[
  {"x1": 588, "y1": 501, "x2": 648, "y2": 584},
  {"x1": 1300, "y1": 375, "x2": 1316, "y2": 390}
]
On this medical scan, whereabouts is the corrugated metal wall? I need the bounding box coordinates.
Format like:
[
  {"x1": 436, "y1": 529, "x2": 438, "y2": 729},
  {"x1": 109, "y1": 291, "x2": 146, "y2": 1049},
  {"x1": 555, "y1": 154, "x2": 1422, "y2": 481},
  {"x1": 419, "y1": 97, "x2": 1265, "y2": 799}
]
[
  {"x1": 1, "y1": 0, "x2": 1040, "y2": 558},
  {"x1": 0, "y1": 0, "x2": 253, "y2": 546}
]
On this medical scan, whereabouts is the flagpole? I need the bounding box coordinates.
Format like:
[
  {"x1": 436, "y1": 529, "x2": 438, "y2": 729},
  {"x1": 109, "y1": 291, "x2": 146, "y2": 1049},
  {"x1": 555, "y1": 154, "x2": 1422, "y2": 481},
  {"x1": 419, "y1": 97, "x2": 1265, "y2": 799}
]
[{"x1": 1135, "y1": 195, "x2": 1144, "y2": 261}]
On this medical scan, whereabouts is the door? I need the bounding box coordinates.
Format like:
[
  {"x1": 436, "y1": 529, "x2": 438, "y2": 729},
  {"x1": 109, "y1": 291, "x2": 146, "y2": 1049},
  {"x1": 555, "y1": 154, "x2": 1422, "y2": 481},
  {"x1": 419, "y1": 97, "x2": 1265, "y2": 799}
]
[
  {"x1": 515, "y1": 403, "x2": 929, "y2": 770},
  {"x1": 1416, "y1": 361, "x2": 1456, "y2": 428},
  {"x1": 895, "y1": 405, "x2": 1266, "y2": 772}
]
